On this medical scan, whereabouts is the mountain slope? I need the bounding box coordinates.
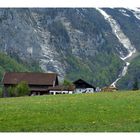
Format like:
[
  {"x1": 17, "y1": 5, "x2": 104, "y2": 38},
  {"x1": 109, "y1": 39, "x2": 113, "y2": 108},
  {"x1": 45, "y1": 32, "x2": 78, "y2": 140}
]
[
  {"x1": 118, "y1": 55, "x2": 140, "y2": 89},
  {"x1": 0, "y1": 52, "x2": 41, "y2": 84},
  {"x1": 0, "y1": 8, "x2": 140, "y2": 89}
]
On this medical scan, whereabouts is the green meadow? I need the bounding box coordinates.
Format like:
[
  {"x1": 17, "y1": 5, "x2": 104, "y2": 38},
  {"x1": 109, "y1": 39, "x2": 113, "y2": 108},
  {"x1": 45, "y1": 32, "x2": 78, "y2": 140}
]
[{"x1": 0, "y1": 91, "x2": 140, "y2": 132}]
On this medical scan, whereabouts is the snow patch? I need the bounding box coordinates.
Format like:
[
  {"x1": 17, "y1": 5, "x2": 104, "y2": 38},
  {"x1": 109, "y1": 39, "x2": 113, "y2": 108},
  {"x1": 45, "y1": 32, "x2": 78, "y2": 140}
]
[
  {"x1": 96, "y1": 8, "x2": 110, "y2": 19},
  {"x1": 27, "y1": 47, "x2": 33, "y2": 55},
  {"x1": 128, "y1": 8, "x2": 140, "y2": 20},
  {"x1": 119, "y1": 9, "x2": 131, "y2": 17},
  {"x1": 97, "y1": 8, "x2": 137, "y2": 87}
]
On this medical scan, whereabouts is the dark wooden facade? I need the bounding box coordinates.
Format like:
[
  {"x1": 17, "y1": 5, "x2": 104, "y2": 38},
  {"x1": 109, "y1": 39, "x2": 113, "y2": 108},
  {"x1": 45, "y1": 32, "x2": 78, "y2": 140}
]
[
  {"x1": 73, "y1": 79, "x2": 96, "y2": 90},
  {"x1": 2, "y1": 72, "x2": 59, "y2": 96}
]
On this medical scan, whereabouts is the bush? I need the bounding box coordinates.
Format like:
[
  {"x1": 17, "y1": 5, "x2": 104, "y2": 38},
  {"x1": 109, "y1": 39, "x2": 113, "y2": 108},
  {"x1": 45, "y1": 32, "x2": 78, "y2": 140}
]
[
  {"x1": 63, "y1": 79, "x2": 73, "y2": 87},
  {"x1": 15, "y1": 81, "x2": 30, "y2": 96},
  {"x1": 0, "y1": 88, "x2": 2, "y2": 98},
  {"x1": 132, "y1": 78, "x2": 139, "y2": 90},
  {"x1": 7, "y1": 86, "x2": 16, "y2": 97},
  {"x1": 7, "y1": 81, "x2": 30, "y2": 97}
]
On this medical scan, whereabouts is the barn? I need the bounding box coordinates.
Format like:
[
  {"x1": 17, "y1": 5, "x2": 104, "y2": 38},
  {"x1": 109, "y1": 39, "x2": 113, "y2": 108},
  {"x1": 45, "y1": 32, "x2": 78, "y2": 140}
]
[{"x1": 2, "y1": 72, "x2": 59, "y2": 96}]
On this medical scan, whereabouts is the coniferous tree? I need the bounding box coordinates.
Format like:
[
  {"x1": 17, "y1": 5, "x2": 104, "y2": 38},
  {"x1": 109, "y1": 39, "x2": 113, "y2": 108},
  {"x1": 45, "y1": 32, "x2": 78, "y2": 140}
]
[{"x1": 132, "y1": 77, "x2": 139, "y2": 90}]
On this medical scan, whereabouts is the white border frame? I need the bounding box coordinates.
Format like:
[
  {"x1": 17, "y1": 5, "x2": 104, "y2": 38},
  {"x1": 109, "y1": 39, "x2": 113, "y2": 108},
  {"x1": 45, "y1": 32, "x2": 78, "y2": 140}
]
[{"x1": 0, "y1": 0, "x2": 140, "y2": 7}]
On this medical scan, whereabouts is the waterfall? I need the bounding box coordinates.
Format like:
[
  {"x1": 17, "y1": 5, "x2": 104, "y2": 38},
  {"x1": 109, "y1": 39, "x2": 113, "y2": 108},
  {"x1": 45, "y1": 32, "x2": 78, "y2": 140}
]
[{"x1": 96, "y1": 8, "x2": 137, "y2": 87}]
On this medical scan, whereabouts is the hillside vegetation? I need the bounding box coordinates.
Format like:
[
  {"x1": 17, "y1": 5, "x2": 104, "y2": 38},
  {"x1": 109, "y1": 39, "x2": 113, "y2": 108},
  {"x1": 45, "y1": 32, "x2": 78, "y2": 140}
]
[
  {"x1": 0, "y1": 52, "x2": 42, "y2": 84},
  {"x1": 0, "y1": 91, "x2": 140, "y2": 132},
  {"x1": 118, "y1": 55, "x2": 140, "y2": 89}
]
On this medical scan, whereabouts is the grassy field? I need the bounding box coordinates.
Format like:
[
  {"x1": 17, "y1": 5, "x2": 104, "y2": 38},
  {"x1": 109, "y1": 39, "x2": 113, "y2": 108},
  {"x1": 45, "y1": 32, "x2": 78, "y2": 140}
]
[{"x1": 0, "y1": 91, "x2": 140, "y2": 132}]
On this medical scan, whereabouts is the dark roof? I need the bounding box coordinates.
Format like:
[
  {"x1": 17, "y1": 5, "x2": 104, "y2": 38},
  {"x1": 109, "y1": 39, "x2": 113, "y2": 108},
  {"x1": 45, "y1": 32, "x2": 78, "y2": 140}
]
[
  {"x1": 48, "y1": 85, "x2": 75, "y2": 91},
  {"x1": 73, "y1": 79, "x2": 96, "y2": 89},
  {"x1": 2, "y1": 72, "x2": 58, "y2": 85},
  {"x1": 30, "y1": 88, "x2": 48, "y2": 92}
]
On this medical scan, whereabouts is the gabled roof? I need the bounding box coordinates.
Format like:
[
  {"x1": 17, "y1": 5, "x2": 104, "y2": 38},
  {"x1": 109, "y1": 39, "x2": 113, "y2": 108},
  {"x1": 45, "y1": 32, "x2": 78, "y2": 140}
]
[
  {"x1": 2, "y1": 72, "x2": 58, "y2": 86},
  {"x1": 73, "y1": 79, "x2": 96, "y2": 89}
]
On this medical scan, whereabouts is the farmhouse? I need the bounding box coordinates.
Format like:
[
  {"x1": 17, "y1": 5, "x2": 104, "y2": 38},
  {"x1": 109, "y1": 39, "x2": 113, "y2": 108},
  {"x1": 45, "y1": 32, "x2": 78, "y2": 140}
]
[
  {"x1": 73, "y1": 79, "x2": 96, "y2": 93},
  {"x1": 2, "y1": 72, "x2": 59, "y2": 96}
]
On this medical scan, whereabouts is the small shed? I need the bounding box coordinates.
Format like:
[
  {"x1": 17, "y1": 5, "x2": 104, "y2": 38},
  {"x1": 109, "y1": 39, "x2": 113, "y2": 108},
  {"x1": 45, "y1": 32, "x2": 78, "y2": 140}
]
[{"x1": 102, "y1": 85, "x2": 118, "y2": 92}]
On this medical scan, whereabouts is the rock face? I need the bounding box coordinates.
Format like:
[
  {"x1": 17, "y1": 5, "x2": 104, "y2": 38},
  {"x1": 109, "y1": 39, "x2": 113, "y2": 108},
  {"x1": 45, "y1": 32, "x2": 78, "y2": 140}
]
[
  {"x1": 0, "y1": 8, "x2": 140, "y2": 88},
  {"x1": 96, "y1": 8, "x2": 137, "y2": 87}
]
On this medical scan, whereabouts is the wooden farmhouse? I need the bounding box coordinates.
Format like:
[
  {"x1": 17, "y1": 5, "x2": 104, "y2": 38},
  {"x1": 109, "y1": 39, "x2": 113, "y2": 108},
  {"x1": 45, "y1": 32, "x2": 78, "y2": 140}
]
[
  {"x1": 2, "y1": 72, "x2": 59, "y2": 96},
  {"x1": 73, "y1": 79, "x2": 96, "y2": 93}
]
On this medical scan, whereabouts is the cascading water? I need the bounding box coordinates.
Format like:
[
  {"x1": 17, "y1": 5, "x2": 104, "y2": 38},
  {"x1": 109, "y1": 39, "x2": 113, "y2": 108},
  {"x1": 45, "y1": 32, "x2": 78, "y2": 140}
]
[{"x1": 96, "y1": 8, "x2": 137, "y2": 87}]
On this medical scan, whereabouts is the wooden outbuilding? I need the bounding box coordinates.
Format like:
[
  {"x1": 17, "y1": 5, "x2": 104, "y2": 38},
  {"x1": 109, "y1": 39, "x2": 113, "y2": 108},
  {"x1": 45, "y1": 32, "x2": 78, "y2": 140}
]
[
  {"x1": 101, "y1": 85, "x2": 118, "y2": 92},
  {"x1": 73, "y1": 79, "x2": 96, "y2": 93},
  {"x1": 2, "y1": 72, "x2": 59, "y2": 96}
]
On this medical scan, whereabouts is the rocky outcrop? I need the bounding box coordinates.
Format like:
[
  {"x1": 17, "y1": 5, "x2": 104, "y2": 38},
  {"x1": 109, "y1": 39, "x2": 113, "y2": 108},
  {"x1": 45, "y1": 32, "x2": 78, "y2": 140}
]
[{"x1": 0, "y1": 8, "x2": 140, "y2": 88}]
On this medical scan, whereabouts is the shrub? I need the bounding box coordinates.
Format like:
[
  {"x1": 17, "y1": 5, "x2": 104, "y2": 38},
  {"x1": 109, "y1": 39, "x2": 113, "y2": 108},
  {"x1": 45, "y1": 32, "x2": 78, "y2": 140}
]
[
  {"x1": 0, "y1": 88, "x2": 2, "y2": 98},
  {"x1": 7, "y1": 86, "x2": 16, "y2": 97},
  {"x1": 15, "y1": 81, "x2": 30, "y2": 96},
  {"x1": 132, "y1": 78, "x2": 139, "y2": 90},
  {"x1": 63, "y1": 79, "x2": 75, "y2": 90},
  {"x1": 63, "y1": 79, "x2": 73, "y2": 87}
]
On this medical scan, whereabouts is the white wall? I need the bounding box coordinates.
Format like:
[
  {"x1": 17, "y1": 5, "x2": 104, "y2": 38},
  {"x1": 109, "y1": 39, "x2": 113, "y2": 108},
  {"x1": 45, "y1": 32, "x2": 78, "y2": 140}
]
[
  {"x1": 75, "y1": 88, "x2": 94, "y2": 93},
  {"x1": 49, "y1": 90, "x2": 73, "y2": 95},
  {"x1": 49, "y1": 88, "x2": 95, "y2": 95}
]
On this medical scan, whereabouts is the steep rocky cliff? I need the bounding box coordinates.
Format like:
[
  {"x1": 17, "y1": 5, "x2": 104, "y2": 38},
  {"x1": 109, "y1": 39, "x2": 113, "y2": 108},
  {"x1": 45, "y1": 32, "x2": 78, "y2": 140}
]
[{"x1": 0, "y1": 8, "x2": 140, "y2": 89}]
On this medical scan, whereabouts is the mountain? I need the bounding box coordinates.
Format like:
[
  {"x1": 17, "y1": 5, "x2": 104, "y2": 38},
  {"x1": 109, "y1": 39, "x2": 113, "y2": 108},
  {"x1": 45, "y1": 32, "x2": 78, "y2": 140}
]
[{"x1": 0, "y1": 8, "x2": 140, "y2": 89}]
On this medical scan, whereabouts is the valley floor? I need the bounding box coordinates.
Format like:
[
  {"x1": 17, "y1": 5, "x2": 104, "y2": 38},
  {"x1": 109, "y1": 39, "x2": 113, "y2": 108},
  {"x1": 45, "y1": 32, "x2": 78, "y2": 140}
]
[{"x1": 0, "y1": 91, "x2": 140, "y2": 132}]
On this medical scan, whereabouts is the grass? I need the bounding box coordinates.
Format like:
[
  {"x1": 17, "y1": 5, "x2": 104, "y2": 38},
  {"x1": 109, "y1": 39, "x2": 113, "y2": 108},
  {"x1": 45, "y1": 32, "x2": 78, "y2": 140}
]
[{"x1": 0, "y1": 90, "x2": 140, "y2": 132}]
